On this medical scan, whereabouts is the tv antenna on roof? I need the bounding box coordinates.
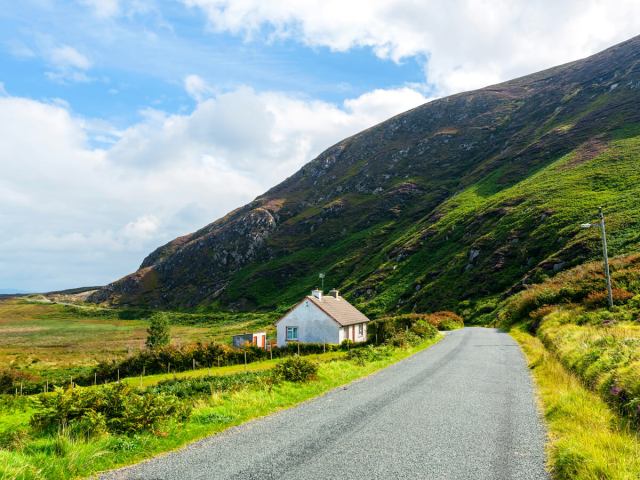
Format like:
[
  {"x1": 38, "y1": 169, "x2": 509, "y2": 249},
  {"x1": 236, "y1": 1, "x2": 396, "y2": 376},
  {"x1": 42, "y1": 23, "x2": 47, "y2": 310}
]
[{"x1": 318, "y1": 273, "x2": 325, "y2": 291}]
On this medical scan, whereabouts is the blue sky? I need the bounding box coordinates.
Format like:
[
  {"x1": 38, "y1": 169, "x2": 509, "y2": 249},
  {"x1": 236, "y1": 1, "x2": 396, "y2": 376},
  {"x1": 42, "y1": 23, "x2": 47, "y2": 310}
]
[
  {"x1": 0, "y1": 1, "x2": 426, "y2": 128},
  {"x1": 1, "y1": 0, "x2": 639, "y2": 292}
]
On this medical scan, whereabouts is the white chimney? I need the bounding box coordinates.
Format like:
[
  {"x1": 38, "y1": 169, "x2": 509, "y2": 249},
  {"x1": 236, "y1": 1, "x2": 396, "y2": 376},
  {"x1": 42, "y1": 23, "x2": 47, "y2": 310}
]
[
  {"x1": 311, "y1": 289, "x2": 323, "y2": 300},
  {"x1": 328, "y1": 289, "x2": 340, "y2": 299}
]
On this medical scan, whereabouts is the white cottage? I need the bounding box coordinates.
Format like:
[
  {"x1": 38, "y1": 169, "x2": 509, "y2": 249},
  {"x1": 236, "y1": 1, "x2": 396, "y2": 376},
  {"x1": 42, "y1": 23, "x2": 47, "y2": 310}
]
[{"x1": 275, "y1": 289, "x2": 370, "y2": 347}]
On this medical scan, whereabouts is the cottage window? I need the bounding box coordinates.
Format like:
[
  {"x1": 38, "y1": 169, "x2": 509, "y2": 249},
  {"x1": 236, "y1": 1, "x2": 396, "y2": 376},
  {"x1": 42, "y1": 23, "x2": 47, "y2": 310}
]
[
  {"x1": 358, "y1": 324, "x2": 364, "y2": 336},
  {"x1": 286, "y1": 326, "x2": 298, "y2": 341}
]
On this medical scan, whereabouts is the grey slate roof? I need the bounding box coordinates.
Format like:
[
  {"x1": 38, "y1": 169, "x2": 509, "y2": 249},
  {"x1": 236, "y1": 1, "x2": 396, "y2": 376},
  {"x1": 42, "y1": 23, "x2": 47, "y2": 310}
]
[{"x1": 306, "y1": 295, "x2": 370, "y2": 326}]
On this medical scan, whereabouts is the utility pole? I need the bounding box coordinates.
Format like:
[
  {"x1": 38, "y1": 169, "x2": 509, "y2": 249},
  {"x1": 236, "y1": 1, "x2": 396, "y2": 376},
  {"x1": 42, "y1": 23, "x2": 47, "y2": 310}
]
[
  {"x1": 599, "y1": 207, "x2": 614, "y2": 309},
  {"x1": 581, "y1": 207, "x2": 613, "y2": 309}
]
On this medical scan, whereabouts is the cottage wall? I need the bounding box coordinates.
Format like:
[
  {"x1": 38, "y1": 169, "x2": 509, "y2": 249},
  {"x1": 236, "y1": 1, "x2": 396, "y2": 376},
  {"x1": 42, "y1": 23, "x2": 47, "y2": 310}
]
[
  {"x1": 276, "y1": 300, "x2": 340, "y2": 347},
  {"x1": 339, "y1": 323, "x2": 367, "y2": 343}
]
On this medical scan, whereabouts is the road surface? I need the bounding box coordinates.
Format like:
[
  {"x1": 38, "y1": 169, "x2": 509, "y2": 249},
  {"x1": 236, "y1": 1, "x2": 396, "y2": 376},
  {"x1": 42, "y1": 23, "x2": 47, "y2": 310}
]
[{"x1": 101, "y1": 328, "x2": 548, "y2": 480}]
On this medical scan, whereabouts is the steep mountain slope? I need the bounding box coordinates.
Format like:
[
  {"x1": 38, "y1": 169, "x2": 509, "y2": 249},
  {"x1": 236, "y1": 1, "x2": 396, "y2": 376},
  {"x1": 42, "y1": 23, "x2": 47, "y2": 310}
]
[{"x1": 91, "y1": 35, "x2": 640, "y2": 314}]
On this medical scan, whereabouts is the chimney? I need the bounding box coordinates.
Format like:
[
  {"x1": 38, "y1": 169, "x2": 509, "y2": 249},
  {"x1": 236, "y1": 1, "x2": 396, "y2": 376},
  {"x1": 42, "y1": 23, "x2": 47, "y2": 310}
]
[
  {"x1": 311, "y1": 289, "x2": 323, "y2": 300},
  {"x1": 328, "y1": 289, "x2": 340, "y2": 299}
]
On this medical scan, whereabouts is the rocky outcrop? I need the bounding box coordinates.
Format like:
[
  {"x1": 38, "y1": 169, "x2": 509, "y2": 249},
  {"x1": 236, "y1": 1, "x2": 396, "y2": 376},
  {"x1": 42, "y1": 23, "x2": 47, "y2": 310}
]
[{"x1": 89, "y1": 205, "x2": 278, "y2": 307}]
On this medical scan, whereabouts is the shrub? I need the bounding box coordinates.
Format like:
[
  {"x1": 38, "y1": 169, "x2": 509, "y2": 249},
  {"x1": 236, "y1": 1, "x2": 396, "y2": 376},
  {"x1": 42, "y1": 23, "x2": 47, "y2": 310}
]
[
  {"x1": 77, "y1": 340, "x2": 340, "y2": 387},
  {"x1": 340, "y1": 339, "x2": 354, "y2": 350},
  {"x1": 629, "y1": 294, "x2": 640, "y2": 310},
  {"x1": 273, "y1": 356, "x2": 318, "y2": 382},
  {"x1": 369, "y1": 311, "x2": 452, "y2": 344},
  {"x1": 146, "y1": 313, "x2": 171, "y2": 350},
  {"x1": 528, "y1": 305, "x2": 557, "y2": 332},
  {"x1": 148, "y1": 371, "x2": 270, "y2": 398},
  {"x1": 585, "y1": 288, "x2": 634, "y2": 307},
  {"x1": 424, "y1": 311, "x2": 464, "y2": 330},
  {"x1": 30, "y1": 383, "x2": 191, "y2": 437},
  {"x1": 387, "y1": 330, "x2": 422, "y2": 348},
  {"x1": 0, "y1": 369, "x2": 39, "y2": 395},
  {"x1": 410, "y1": 320, "x2": 438, "y2": 339},
  {"x1": 0, "y1": 427, "x2": 30, "y2": 450},
  {"x1": 346, "y1": 345, "x2": 393, "y2": 365}
]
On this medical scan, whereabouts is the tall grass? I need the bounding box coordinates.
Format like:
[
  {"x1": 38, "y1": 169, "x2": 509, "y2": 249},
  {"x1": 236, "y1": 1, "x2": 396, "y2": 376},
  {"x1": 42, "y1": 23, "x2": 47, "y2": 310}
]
[{"x1": 512, "y1": 327, "x2": 640, "y2": 479}]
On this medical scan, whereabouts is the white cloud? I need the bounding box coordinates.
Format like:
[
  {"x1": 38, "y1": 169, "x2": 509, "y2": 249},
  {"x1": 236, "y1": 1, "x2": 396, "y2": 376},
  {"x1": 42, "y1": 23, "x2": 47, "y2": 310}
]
[
  {"x1": 0, "y1": 82, "x2": 7, "y2": 96},
  {"x1": 49, "y1": 45, "x2": 91, "y2": 70},
  {"x1": 44, "y1": 45, "x2": 93, "y2": 84},
  {"x1": 79, "y1": 0, "x2": 121, "y2": 18},
  {"x1": 0, "y1": 85, "x2": 426, "y2": 290},
  {"x1": 49, "y1": 45, "x2": 92, "y2": 70},
  {"x1": 184, "y1": 74, "x2": 216, "y2": 102},
  {"x1": 184, "y1": 0, "x2": 640, "y2": 95},
  {"x1": 123, "y1": 215, "x2": 161, "y2": 240}
]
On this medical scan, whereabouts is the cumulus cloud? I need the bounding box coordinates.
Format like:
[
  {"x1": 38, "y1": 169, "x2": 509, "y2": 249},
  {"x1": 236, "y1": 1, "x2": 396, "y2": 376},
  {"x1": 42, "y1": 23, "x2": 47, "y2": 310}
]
[
  {"x1": 0, "y1": 85, "x2": 427, "y2": 290},
  {"x1": 184, "y1": 0, "x2": 640, "y2": 94}
]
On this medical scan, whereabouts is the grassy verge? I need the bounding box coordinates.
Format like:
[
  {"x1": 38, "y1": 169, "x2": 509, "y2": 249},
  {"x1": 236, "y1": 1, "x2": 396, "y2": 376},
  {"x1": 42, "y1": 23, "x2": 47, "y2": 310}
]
[
  {"x1": 536, "y1": 310, "x2": 640, "y2": 424},
  {"x1": 121, "y1": 351, "x2": 346, "y2": 388},
  {"x1": 511, "y1": 327, "x2": 640, "y2": 479},
  {"x1": 0, "y1": 336, "x2": 441, "y2": 480}
]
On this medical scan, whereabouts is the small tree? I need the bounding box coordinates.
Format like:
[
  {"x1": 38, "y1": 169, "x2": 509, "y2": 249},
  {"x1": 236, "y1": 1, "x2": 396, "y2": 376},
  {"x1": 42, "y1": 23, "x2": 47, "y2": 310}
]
[{"x1": 146, "y1": 313, "x2": 170, "y2": 350}]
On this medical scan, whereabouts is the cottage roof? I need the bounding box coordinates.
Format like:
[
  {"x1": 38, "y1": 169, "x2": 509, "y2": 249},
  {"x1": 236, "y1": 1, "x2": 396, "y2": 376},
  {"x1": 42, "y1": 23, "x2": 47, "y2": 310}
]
[{"x1": 306, "y1": 295, "x2": 370, "y2": 326}]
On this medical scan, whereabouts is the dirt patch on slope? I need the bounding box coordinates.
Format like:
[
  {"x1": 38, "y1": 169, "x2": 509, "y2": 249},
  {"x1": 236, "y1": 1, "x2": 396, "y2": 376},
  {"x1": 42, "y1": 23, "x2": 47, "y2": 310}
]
[{"x1": 564, "y1": 137, "x2": 608, "y2": 168}]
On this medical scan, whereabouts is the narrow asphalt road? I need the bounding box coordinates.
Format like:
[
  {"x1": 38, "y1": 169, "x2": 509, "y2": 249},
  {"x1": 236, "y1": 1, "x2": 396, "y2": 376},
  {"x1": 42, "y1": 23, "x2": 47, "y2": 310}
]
[{"x1": 101, "y1": 328, "x2": 548, "y2": 480}]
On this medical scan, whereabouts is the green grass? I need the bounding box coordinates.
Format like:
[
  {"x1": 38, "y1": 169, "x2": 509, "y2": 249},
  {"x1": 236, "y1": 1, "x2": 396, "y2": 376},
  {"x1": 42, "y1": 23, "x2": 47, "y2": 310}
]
[
  {"x1": 511, "y1": 327, "x2": 640, "y2": 479},
  {"x1": 496, "y1": 253, "x2": 640, "y2": 426},
  {"x1": 0, "y1": 298, "x2": 274, "y2": 379},
  {"x1": 121, "y1": 351, "x2": 346, "y2": 388},
  {"x1": 0, "y1": 336, "x2": 441, "y2": 479}
]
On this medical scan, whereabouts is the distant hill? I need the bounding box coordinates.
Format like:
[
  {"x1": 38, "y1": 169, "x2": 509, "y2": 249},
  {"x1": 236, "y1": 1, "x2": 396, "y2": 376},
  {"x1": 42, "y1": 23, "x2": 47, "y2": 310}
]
[
  {"x1": 0, "y1": 288, "x2": 27, "y2": 295},
  {"x1": 90, "y1": 35, "x2": 640, "y2": 317}
]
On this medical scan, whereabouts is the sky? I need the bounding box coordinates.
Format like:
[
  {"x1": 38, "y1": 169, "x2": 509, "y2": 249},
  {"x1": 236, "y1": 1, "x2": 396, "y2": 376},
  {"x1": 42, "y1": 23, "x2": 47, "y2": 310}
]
[{"x1": 1, "y1": 0, "x2": 640, "y2": 292}]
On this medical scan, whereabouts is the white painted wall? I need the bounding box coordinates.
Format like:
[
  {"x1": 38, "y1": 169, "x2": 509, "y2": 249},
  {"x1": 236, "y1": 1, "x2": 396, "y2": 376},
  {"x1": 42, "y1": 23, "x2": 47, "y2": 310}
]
[
  {"x1": 276, "y1": 299, "x2": 340, "y2": 347},
  {"x1": 340, "y1": 323, "x2": 368, "y2": 343}
]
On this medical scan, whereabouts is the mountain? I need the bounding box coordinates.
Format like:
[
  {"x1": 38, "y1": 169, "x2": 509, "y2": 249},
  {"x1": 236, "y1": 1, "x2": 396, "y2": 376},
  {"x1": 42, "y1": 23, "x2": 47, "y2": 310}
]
[{"x1": 90, "y1": 35, "x2": 640, "y2": 317}]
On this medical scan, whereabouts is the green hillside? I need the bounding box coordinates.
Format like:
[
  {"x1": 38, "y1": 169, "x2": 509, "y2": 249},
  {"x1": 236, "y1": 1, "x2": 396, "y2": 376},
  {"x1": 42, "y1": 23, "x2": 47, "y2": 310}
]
[{"x1": 91, "y1": 35, "x2": 640, "y2": 314}]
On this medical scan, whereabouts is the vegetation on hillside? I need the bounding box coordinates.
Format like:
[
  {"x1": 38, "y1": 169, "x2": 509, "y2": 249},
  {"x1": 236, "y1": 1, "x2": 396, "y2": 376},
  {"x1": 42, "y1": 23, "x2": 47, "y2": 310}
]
[
  {"x1": 91, "y1": 36, "x2": 640, "y2": 317},
  {"x1": 496, "y1": 254, "x2": 640, "y2": 478},
  {"x1": 499, "y1": 254, "x2": 640, "y2": 427}
]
